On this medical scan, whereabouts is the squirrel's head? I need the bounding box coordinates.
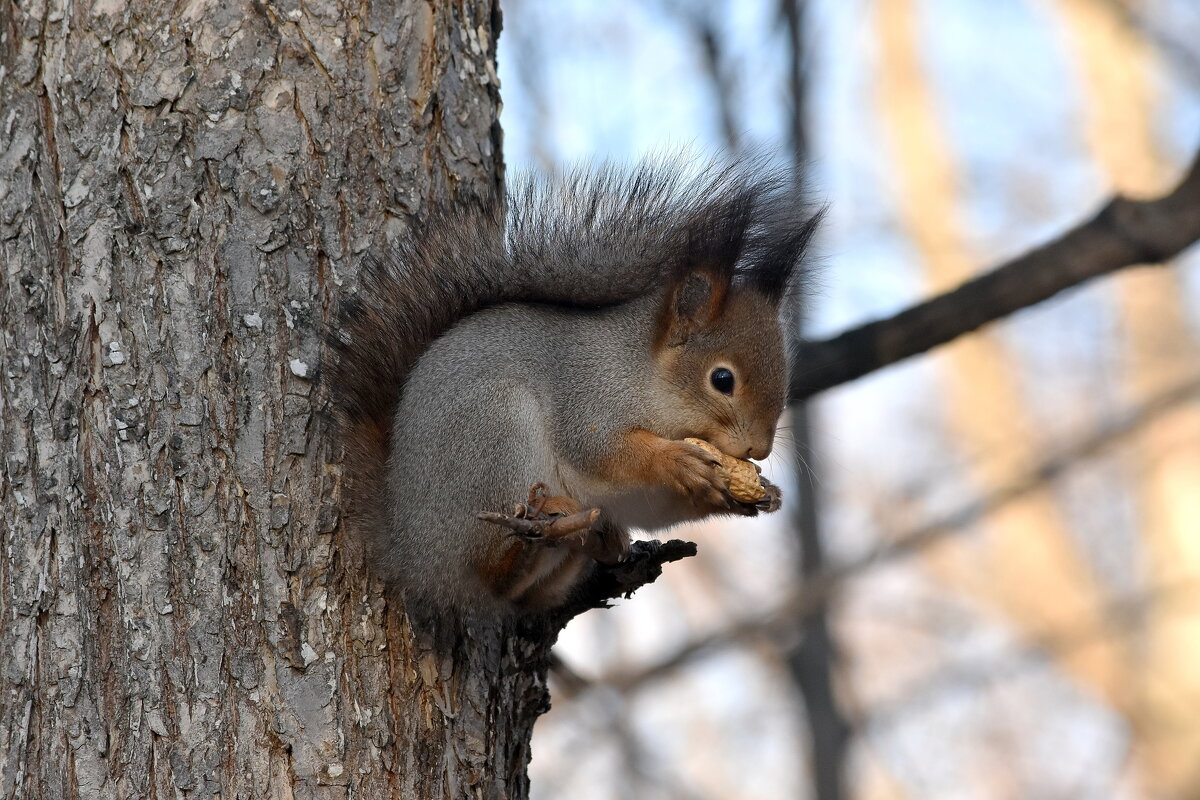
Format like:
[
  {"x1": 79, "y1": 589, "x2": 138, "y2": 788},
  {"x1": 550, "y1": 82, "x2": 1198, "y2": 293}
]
[
  {"x1": 635, "y1": 162, "x2": 820, "y2": 461},
  {"x1": 652, "y1": 270, "x2": 790, "y2": 461}
]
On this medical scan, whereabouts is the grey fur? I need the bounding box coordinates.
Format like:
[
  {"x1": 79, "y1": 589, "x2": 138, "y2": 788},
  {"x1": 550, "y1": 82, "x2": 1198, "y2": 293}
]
[{"x1": 331, "y1": 156, "x2": 821, "y2": 618}]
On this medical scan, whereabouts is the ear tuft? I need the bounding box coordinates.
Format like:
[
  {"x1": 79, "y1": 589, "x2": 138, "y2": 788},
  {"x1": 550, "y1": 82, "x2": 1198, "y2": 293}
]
[{"x1": 743, "y1": 204, "x2": 826, "y2": 303}]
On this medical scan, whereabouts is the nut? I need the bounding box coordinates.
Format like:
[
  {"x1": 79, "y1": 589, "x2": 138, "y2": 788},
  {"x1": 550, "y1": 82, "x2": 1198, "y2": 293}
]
[{"x1": 684, "y1": 438, "x2": 766, "y2": 503}]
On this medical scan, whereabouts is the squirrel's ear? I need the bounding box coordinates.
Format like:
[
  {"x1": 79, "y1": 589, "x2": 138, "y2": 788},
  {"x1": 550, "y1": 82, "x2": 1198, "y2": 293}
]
[{"x1": 661, "y1": 270, "x2": 726, "y2": 347}]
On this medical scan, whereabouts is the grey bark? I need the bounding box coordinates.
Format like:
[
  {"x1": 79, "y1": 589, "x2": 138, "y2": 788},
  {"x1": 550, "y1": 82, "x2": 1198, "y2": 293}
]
[{"x1": 0, "y1": 1, "x2": 556, "y2": 797}]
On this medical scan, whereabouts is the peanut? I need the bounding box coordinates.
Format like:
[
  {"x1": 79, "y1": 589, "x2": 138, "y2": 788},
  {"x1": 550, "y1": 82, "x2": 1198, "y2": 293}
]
[{"x1": 684, "y1": 438, "x2": 767, "y2": 503}]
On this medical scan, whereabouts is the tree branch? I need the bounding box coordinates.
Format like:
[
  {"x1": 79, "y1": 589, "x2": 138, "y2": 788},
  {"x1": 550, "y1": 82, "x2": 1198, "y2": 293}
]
[
  {"x1": 549, "y1": 538, "x2": 699, "y2": 626},
  {"x1": 790, "y1": 147, "x2": 1200, "y2": 400}
]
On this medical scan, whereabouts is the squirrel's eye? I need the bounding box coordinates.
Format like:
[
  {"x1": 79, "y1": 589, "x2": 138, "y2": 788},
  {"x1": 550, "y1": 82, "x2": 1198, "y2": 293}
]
[{"x1": 710, "y1": 367, "x2": 735, "y2": 395}]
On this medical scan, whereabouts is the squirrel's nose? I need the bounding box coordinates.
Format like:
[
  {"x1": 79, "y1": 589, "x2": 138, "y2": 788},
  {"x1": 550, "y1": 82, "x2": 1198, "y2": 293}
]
[{"x1": 744, "y1": 437, "x2": 773, "y2": 461}]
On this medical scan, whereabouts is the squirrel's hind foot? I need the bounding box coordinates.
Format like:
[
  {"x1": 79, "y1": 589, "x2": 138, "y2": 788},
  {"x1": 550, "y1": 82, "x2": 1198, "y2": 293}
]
[
  {"x1": 476, "y1": 507, "x2": 601, "y2": 544},
  {"x1": 477, "y1": 484, "x2": 629, "y2": 565}
]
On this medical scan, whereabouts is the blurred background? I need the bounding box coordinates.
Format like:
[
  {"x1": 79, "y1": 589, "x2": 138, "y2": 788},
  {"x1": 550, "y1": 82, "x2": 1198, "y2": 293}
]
[{"x1": 496, "y1": 1, "x2": 1200, "y2": 798}]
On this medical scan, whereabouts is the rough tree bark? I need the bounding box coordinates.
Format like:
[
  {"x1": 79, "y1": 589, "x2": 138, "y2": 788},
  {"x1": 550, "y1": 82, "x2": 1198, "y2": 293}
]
[{"x1": 0, "y1": 0, "x2": 584, "y2": 797}]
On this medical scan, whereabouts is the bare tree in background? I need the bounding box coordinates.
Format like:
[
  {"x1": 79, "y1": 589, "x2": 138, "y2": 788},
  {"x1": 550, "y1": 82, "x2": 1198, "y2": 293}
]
[
  {"x1": 668, "y1": 4, "x2": 853, "y2": 792},
  {"x1": 778, "y1": 2, "x2": 853, "y2": 799}
]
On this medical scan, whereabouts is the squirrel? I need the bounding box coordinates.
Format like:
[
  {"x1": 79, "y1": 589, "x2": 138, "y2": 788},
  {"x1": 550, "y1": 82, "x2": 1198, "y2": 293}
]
[{"x1": 330, "y1": 157, "x2": 821, "y2": 618}]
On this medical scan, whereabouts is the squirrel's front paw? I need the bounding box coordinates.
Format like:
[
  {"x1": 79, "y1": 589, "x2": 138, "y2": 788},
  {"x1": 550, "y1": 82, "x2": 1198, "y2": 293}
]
[
  {"x1": 755, "y1": 475, "x2": 782, "y2": 514},
  {"x1": 663, "y1": 440, "x2": 747, "y2": 514}
]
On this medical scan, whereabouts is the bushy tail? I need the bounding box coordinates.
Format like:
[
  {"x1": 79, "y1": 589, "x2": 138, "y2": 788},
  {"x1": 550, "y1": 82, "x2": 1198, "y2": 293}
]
[{"x1": 329, "y1": 155, "x2": 820, "y2": 534}]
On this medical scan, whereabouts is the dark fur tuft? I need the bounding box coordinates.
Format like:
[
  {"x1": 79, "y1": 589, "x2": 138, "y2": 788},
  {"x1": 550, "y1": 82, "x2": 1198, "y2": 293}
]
[
  {"x1": 330, "y1": 155, "x2": 821, "y2": 525},
  {"x1": 742, "y1": 203, "x2": 827, "y2": 300}
]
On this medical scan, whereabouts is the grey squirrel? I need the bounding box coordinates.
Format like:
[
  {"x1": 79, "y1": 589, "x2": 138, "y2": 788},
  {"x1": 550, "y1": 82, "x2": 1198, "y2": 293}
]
[{"x1": 330, "y1": 157, "x2": 821, "y2": 618}]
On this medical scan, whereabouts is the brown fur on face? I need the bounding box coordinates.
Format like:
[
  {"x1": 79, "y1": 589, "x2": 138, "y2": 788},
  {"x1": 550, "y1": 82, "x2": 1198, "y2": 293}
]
[{"x1": 653, "y1": 285, "x2": 787, "y2": 460}]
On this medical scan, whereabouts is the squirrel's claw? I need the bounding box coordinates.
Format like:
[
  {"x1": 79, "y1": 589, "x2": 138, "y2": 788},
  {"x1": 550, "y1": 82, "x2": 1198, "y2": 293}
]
[
  {"x1": 723, "y1": 477, "x2": 782, "y2": 516},
  {"x1": 480, "y1": 484, "x2": 629, "y2": 564},
  {"x1": 753, "y1": 476, "x2": 783, "y2": 513},
  {"x1": 478, "y1": 511, "x2": 543, "y2": 539},
  {"x1": 726, "y1": 475, "x2": 782, "y2": 516},
  {"x1": 477, "y1": 507, "x2": 603, "y2": 545}
]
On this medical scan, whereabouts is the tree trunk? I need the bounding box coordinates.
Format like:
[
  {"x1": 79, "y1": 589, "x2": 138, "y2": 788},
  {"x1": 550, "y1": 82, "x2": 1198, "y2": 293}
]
[
  {"x1": 0, "y1": 1, "x2": 574, "y2": 797},
  {"x1": 779, "y1": 2, "x2": 852, "y2": 798}
]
